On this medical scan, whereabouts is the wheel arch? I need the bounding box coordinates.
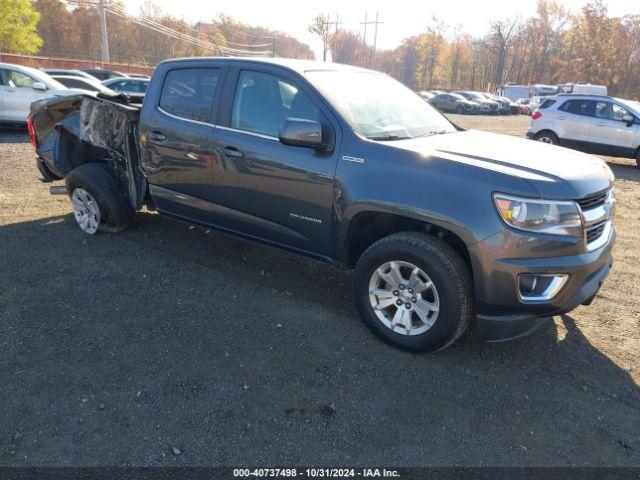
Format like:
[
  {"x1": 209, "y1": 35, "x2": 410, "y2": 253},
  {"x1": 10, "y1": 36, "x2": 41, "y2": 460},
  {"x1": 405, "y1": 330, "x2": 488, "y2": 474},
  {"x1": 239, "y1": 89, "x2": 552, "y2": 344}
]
[{"x1": 338, "y1": 207, "x2": 475, "y2": 276}]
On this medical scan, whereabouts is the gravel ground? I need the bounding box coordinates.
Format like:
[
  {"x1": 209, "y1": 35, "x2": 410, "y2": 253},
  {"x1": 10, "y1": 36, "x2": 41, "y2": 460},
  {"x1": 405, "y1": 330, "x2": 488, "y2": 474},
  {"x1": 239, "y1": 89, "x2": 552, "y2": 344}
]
[{"x1": 0, "y1": 116, "x2": 638, "y2": 467}]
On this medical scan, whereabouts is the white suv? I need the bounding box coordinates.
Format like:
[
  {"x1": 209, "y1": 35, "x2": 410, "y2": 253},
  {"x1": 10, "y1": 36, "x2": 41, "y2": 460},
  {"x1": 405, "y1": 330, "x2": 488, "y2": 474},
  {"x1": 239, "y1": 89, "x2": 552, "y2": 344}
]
[{"x1": 527, "y1": 94, "x2": 640, "y2": 168}]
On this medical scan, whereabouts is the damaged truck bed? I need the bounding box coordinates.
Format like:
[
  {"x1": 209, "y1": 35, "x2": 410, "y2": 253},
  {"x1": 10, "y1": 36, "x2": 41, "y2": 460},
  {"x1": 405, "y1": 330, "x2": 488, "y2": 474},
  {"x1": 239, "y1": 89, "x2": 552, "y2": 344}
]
[{"x1": 31, "y1": 94, "x2": 147, "y2": 210}]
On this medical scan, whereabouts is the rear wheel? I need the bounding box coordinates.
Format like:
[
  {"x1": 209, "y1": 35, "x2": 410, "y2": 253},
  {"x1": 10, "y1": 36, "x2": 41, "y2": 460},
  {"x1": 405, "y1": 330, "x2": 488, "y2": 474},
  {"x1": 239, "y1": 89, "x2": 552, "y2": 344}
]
[
  {"x1": 354, "y1": 232, "x2": 474, "y2": 353},
  {"x1": 534, "y1": 131, "x2": 559, "y2": 145},
  {"x1": 65, "y1": 163, "x2": 134, "y2": 234},
  {"x1": 635, "y1": 150, "x2": 640, "y2": 169},
  {"x1": 456, "y1": 105, "x2": 464, "y2": 114}
]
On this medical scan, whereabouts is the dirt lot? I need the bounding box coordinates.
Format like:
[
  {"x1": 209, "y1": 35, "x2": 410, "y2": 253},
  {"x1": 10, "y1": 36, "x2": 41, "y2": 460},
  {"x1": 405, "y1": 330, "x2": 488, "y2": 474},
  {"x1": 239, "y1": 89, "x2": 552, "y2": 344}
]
[{"x1": 0, "y1": 114, "x2": 638, "y2": 467}]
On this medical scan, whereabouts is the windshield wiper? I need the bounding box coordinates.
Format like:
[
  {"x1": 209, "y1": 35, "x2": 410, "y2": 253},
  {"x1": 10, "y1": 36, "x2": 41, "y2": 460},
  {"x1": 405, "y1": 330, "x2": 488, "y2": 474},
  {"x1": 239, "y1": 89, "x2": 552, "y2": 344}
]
[
  {"x1": 413, "y1": 129, "x2": 450, "y2": 139},
  {"x1": 367, "y1": 133, "x2": 411, "y2": 141}
]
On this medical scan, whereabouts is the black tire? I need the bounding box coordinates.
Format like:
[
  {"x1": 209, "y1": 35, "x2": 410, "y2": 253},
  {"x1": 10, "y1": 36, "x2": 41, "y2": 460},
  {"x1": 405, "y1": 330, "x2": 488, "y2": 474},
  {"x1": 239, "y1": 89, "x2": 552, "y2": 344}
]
[
  {"x1": 534, "y1": 131, "x2": 559, "y2": 145},
  {"x1": 65, "y1": 163, "x2": 133, "y2": 233},
  {"x1": 635, "y1": 150, "x2": 640, "y2": 169},
  {"x1": 353, "y1": 232, "x2": 474, "y2": 353},
  {"x1": 456, "y1": 105, "x2": 464, "y2": 114}
]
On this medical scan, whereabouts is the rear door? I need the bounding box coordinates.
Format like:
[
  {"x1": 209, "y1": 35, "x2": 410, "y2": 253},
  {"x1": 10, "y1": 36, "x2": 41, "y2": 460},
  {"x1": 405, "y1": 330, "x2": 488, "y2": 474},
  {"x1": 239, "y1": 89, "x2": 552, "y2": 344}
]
[
  {"x1": 210, "y1": 64, "x2": 341, "y2": 255},
  {"x1": 588, "y1": 100, "x2": 638, "y2": 154},
  {"x1": 140, "y1": 63, "x2": 226, "y2": 222},
  {"x1": 555, "y1": 99, "x2": 594, "y2": 144}
]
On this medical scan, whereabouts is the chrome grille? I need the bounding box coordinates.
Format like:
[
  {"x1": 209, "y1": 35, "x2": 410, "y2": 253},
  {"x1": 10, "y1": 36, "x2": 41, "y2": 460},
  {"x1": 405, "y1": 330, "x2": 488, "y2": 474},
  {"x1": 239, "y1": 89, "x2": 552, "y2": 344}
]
[
  {"x1": 586, "y1": 221, "x2": 607, "y2": 243},
  {"x1": 576, "y1": 190, "x2": 608, "y2": 210},
  {"x1": 576, "y1": 188, "x2": 614, "y2": 251}
]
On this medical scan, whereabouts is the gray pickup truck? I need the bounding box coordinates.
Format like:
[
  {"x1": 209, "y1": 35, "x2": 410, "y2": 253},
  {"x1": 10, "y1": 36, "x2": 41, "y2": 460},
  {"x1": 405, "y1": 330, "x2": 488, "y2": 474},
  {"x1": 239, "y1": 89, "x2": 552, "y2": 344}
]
[{"x1": 29, "y1": 57, "x2": 616, "y2": 352}]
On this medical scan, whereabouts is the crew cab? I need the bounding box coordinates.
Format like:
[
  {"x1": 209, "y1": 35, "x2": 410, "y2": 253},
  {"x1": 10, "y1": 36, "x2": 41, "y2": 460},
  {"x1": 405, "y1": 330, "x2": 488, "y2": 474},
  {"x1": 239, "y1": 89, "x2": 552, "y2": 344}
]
[{"x1": 30, "y1": 58, "x2": 617, "y2": 352}]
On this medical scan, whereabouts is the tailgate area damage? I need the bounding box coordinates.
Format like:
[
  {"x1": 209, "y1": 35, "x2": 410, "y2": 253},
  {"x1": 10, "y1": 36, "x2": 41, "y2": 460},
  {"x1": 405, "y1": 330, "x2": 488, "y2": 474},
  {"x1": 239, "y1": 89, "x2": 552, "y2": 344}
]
[{"x1": 31, "y1": 94, "x2": 146, "y2": 209}]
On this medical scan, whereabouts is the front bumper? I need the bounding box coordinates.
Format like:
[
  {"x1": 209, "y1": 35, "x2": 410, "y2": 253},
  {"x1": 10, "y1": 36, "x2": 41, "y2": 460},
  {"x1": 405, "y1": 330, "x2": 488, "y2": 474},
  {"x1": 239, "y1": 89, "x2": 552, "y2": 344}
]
[{"x1": 470, "y1": 225, "x2": 615, "y2": 342}]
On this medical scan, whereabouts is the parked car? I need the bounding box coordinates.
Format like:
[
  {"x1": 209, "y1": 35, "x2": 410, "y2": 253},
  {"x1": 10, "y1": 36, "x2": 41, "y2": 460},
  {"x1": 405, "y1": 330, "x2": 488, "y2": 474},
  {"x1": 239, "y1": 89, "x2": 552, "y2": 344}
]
[
  {"x1": 102, "y1": 77, "x2": 149, "y2": 95},
  {"x1": 51, "y1": 75, "x2": 116, "y2": 94},
  {"x1": 528, "y1": 95, "x2": 547, "y2": 112},
  {"x1": 527, "y1": 93, "x2": 640, "y2": 167},
  {"x1": 82, "y1": 69, "x2": 126, "y2": 81},
  {"x1": 30, "y1": 58, "x2": 616, "y2": 353},
  {"x1": 515, "y1": 97, "x2": 533, "y2": 115},
  {"x1": 430, "y1": 92, "x2": 478, "y2": 114},
  {"x1": 42, "y1": 68, "x2": 98, "y2": 81},
  {"x1": 454, "y1": 91, "x2": 500, "y2": 114},
  {"x1": 418, "y1": 91, "x2": 435, "y2": 102},
  {"x1": 481, "y1": 93, "x2": 512, "y2": 115},
  {"x1": 127, "y1": 73, "x2": 151, "y2": 79},
  {"x1": 0, "y1": 62, "x2": 89, "y2": 124}
]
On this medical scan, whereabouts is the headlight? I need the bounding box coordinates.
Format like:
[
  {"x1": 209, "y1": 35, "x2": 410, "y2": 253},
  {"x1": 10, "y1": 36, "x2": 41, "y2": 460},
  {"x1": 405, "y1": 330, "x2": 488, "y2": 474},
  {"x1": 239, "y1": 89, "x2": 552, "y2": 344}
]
[{"x1": 493, "y1": 194, "x2": 582, "y2": 236}]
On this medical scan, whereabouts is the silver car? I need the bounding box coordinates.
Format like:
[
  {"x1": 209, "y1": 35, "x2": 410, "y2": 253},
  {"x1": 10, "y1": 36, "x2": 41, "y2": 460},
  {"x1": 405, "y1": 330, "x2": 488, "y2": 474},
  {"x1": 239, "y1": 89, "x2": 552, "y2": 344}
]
[
  {"x1": 527, "y1": 94, "x2": 640, "y2": 168},
  {"x1": 0, "y1": 62, "x2": 88, "y2": 123}
]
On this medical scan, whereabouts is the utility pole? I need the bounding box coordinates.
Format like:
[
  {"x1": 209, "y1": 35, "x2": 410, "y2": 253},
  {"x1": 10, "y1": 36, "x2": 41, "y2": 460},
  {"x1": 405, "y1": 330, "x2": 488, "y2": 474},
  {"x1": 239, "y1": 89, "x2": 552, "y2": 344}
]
[
  {"x1": 370, "y1": 12, "x2": 382, "y2": 67},
  {"x1": 99, "y1": 0, "x2": 110, "y2": 64},
  {"x1": 361, "y1": 12, "x2": 368, "y2": 48},
  {"x1": 324, "y1": 12, "x2": 341, "y2": 62},
  {"x1": 361, "y1": 12, "x2": 382, "y2": 67}
]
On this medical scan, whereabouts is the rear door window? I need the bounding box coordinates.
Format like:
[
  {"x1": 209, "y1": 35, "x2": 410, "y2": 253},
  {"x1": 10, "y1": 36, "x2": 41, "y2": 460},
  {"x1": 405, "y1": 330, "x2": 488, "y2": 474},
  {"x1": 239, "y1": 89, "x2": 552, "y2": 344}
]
[
  {"x1": 559, "y1": 99, "x2": 595, "y2": 117},
  {"x1": 159, "y1": 68, "x2": 220, "y2": 123}
]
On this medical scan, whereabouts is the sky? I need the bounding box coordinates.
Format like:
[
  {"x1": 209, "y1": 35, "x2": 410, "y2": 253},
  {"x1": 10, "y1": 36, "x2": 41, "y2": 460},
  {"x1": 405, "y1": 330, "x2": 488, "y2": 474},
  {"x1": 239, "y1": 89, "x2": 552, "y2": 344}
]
[{"x1": 123, "y1": 0, "x2": 640, "y2": 58}]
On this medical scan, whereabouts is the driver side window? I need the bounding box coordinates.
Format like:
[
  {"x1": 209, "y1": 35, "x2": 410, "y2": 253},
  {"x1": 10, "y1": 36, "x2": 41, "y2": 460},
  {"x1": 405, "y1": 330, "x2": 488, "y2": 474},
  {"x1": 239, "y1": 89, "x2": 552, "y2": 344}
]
[
  {"x1": 231, "y1": 70, "x2": 319, "y2": 138},
  {"x1": 0, "y1": 69, "x2": 35, "y2": 88}
]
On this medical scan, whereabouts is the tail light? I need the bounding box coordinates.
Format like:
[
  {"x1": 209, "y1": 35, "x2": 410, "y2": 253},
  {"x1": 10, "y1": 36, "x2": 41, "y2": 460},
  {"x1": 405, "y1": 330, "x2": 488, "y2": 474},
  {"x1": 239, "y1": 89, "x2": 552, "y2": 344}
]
[
  {"x1": 27, "y1": 114, "x2": 38, "y2": 148},
  {"x1": 531, "y1": 111, "x2": 542, "y2": 120}
]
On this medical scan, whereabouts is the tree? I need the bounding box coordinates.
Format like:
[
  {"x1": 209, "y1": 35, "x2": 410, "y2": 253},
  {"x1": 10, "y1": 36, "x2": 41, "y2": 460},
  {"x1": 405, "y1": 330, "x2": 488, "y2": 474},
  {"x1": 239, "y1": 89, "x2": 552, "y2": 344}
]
[
  {"x1": 415, "y1": 17, "x2": 446, "y2": 89},
  {"x1": 308, "y1": 14, "x2": 329, "y2": 61},
  {"x1": 488, "y1": 18, "x2": 517, "y2": 88},
  {"x1": 0, "y1": 0, "x2": 42, "y2": 54}
]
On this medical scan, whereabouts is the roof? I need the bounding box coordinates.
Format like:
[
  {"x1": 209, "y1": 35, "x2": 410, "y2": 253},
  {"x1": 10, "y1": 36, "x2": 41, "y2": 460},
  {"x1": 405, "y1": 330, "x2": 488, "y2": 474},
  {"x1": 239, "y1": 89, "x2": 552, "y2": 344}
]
[{"x1": 157, "y1": 56, "x2": 376, "y2": 75}]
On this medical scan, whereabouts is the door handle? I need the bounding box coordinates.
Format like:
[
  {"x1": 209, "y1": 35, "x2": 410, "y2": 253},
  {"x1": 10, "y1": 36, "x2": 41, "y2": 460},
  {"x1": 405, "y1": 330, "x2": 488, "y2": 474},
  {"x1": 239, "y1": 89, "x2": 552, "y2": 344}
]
[
  {"x1": 596, "y1": 122, "x2": 606, "y2": 126},
  {"x1": 558, "y1": 115, "x2": 566, "y2": 120},
  {"x1": 147, "y1": 131, "x2": 167, "y2": 142},
  {"x1": 219, "y1": 146, "x2": 244, "y2": 158}
]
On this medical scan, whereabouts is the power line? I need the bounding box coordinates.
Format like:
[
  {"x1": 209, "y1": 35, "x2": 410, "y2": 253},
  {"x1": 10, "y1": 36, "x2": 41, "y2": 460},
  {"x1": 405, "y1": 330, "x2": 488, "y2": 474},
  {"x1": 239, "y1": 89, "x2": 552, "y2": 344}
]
[{"x1": 50, "y1": 0, "x2": 273, "y2": 57}]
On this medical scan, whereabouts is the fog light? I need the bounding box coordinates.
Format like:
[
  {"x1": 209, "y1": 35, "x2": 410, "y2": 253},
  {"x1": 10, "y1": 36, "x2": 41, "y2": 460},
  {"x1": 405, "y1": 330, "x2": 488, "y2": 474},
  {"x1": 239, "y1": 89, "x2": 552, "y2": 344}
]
[{"x1": 518, "y1": 274, "x2": 568, "y2": 302}]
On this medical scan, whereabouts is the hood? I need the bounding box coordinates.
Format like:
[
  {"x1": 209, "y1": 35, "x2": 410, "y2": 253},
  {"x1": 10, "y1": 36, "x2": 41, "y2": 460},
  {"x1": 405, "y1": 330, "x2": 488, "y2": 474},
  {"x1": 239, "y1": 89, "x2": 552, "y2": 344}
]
[{"x1": 388, "y1": 129, "x2": 613, "y2": 199}]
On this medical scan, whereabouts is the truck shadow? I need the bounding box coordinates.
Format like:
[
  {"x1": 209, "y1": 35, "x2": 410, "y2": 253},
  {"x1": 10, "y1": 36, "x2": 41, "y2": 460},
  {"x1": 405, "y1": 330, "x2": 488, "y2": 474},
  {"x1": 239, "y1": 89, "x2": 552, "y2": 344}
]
[
  {"x1": 1, "y1": 212, "x2": 638, "y2": 464},
  {"x1": 0, "y1": 126, "x2": 29, "y2": 143}
]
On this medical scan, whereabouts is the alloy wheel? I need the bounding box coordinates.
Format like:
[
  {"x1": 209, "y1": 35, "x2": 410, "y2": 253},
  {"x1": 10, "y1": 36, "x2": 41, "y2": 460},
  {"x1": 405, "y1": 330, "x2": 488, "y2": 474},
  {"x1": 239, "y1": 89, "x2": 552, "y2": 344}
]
[
  {"x1": 368, "y1": 260, "x2": 440, "y2": 336},
  {"x1": 71, "y1": 188, "x2": 101, "y2": 234}
]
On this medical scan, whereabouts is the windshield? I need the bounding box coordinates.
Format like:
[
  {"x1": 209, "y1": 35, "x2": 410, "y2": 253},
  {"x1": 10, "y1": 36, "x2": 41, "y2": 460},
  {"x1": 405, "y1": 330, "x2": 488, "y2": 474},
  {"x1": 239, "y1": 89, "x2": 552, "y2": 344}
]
[
  {"x1": 306, "y1": 70, "x2": 455, "y2": 140},
  {"x1": 616, "y1": 98, "x2": 640, "y2": 116},
  {"x1": 463, "y1": 92, "x2": 484, "y2": 101}
]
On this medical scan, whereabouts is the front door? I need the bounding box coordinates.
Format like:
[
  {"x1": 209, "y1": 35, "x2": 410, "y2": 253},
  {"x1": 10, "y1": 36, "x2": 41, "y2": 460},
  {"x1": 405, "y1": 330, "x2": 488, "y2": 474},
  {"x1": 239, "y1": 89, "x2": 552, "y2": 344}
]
[
  {"x1": 140, "y1": 65, "x2": 224, "y2": 223},
  {"x1": 589, "y1": 100, "x2": 639, "y2": 154},
  {"x1": 211, "y1": 67, "x2": 340, "y2": 256},
  {"x1": 0, "y1": 68, "x2": 47, "y2": 122}
]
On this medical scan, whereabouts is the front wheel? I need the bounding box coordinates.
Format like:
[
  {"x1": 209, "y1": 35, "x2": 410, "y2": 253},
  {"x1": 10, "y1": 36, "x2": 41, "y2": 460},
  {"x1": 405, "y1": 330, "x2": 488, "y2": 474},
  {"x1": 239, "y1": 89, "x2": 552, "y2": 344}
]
[
  {"x1": 635, "y1": 150, "x2": 640, "y2": 169},
  {"x1": 456, "y1": 105, "x2": 464, "y2": 114},
  {"x1": 354, "y1": 232, "x2": 474, "y2": 353}
]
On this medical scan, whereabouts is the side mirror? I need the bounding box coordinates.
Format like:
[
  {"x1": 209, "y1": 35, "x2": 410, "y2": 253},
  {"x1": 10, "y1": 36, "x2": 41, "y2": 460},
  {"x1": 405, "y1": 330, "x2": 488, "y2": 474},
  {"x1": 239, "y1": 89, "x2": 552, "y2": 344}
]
[
  {"x1": 279, "y1": 118, "x2": 324, "y2": 149},
  {"x1": 32, "y1": 82, "x2": 47, "y2": 91},
  {"x1": 622, "y1": 114, "x2": 634, "y2": 126}
]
